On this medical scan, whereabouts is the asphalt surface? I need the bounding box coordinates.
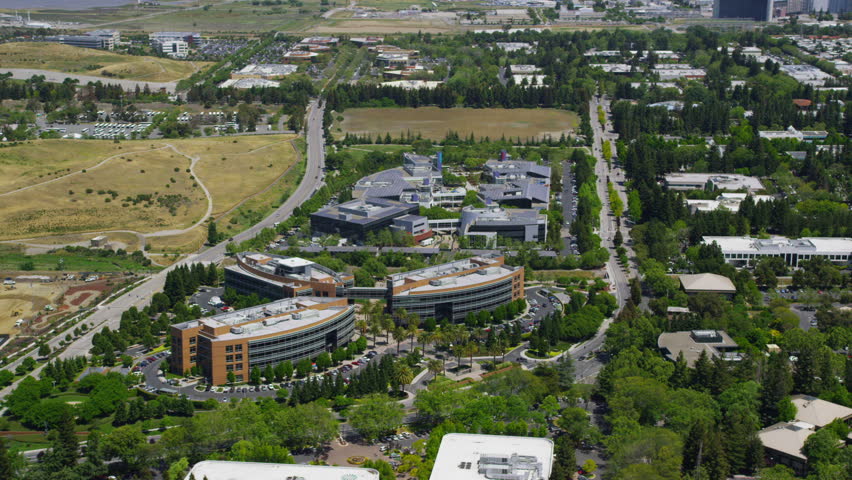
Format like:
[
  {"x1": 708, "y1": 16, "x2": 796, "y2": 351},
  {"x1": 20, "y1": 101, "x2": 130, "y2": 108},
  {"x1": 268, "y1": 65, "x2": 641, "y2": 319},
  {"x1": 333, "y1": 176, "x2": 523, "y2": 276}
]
[{"x1": 0, "y1": 100, "x2": 327, "y2": 400}]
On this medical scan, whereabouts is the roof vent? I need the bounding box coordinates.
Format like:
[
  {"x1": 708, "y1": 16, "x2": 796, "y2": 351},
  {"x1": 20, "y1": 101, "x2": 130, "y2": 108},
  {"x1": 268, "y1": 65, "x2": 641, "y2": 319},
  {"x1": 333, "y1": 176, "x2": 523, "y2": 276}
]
[{"x1": 230, "y1": 326, "x2": 244, "y2": 334}]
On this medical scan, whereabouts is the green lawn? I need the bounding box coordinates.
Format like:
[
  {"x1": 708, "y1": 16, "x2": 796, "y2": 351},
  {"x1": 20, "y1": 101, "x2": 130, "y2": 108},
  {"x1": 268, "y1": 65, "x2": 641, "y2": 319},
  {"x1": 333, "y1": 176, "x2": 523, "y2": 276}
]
[{"x1": 0, "y1": 245, "x2": 157, "y2": 272}]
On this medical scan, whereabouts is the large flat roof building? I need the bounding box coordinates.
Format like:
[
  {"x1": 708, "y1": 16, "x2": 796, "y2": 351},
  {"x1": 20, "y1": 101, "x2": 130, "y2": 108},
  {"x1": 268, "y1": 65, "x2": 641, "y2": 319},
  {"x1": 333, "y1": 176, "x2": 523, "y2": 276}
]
[
  {"x1": 460, "y1": 206, "x2": 548, "y2": 244},
  {"x1": 310, "y1": 197, "x2": 419, "y2": 240},
  {"x1": 658, "y1": 330, "x2": 739, "y2": 366},
  {"x1": 686, "y1": 193, "x2": 774, "y2": 213},
  {"x1": 185, "y1": 461, "x2": 380, "y2": 480},
  {"x1": 430, "y1": 433, "x2": 554, "y2": 480},
  {"x1": 703, "y1": 236, "x2": 852, "y2": 268},
  {"x1": 170, "y1": 297, "x2": 355, "y2": 385},
  {"x1": 387, "y1": 254, "x2": 524, "y2": 323},
  {"x1": 224, "y1": 252, "x2": 354, "y2": 300},
  {"x1": 714, "y1": 0, "x2": 772, "y2": 21},
  {"x1": 664, "y1": 173, "x2": 764, "y2": 192}
]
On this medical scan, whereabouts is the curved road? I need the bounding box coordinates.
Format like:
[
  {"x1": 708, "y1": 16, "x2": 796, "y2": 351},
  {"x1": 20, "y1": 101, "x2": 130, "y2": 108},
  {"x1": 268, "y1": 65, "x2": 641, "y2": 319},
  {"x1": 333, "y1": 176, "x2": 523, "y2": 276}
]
[{"x1": 0, "y1": 100, "x2": 326, "y2": 397}]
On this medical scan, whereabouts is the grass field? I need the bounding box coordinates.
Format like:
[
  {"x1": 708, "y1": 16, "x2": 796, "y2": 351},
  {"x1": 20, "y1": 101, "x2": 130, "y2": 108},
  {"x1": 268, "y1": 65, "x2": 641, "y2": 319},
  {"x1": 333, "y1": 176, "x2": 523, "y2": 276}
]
[
  {"x1": 145, "y1": 227, "x2": 207, "y2": 254},
  {"x1": 0, "y1": 43, "x2": 209, "y2": 82},
  {"x1": 336, "y1": 107, "x2": 579, "y2": 141},
  {"x1": 0, "y1": 135, "x2": 300, "y2": 242},
  {"x1": 186, "y1": 135, "x2": 299, "y2": 216},
  {"x1": 0, "y1": 141, "x2": 154, "y2": 195},
  {"x1": 11, "y1": 232, "x2": 144, "y2": 253}
]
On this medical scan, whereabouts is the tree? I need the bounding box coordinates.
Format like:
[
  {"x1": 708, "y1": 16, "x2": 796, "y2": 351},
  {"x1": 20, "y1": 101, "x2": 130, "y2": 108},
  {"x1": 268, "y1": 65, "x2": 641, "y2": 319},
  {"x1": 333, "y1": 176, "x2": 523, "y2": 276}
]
[
  {"x1": 227, "y1": 371, "x2": 236, "y2": 384},
  {"x1": 103, "y1": 425, "x2": 148, "y2": 472},
  {"x1": 207, "y1": 221, "x2": 218, "y2": 245},
  {"x1": 167, "y1": 457, "x2": 190, "y2": 480},
  {"x1": 273, "y1": 402, "x2": 339, "y2": 450},
  {"x1": 263, "y1": 364, "x2": 275, "y2": 383},
  {"x1": 316, "y1": 352, "x2": 332, "y2": 371},
  {"x1": 348, "y1": 394, "x2": 405, "y2": 441},
  {"x1": 296, "y1": 358, "x2": 312, "y2": 377},
  {"x1": 582, "y1": 459, "x2": 598, "y2": 474},
  {"x1": 282, "y1": 360, "x2": 294, "y2": 380},
  {"x1": 427, "y1": 358, "x2": 444, "y2": 379},
  {"x1": 38, "y1": 343, "x2": 50, "y2": 357},
  {"x1": 229, "y1": 440, "x2": 294, "y2": 464},
  {"x1": 391, "y1": 364, "x2": 414, "y2": 392},
  {"x1": 250, "y1": 366, "x2": 262, "y2": 385}
]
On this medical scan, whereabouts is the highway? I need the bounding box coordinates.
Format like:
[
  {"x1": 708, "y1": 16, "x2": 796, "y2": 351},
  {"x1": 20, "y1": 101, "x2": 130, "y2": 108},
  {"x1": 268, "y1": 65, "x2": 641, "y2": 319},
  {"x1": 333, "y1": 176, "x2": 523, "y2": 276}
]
[{"x1": 0, "y1": 100, "x2": 327, "y2": 398}]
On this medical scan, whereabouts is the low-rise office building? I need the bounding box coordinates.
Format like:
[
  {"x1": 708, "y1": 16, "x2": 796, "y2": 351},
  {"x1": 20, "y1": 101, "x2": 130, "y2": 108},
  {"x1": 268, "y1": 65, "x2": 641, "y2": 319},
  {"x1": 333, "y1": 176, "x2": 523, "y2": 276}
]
[
  {"x1": 430, "y1": 433, "x2": 554, "y2": 480},
  {"x1": 391, "y1": 214, "x2": 433, "y2": 242},
  {"x1": 479, "y1": 179, "x2": 550, "y2": 209},
  {"x1": 352, "y1": 152, "x2": 465, "y2": 208},
  {"x1": 185, "y1": 461, "x2": 380, "y2": 480},
  {"x1": 685, "y1": 192, "x2": 774, "y2": 213},
  {"x1": 460, "y1": 206, "x2": 548, "y2": 244},
  {"x1": 483, "y1": 151, "x2": 551, "y2": 184},
  {"x1": 45, "y1": 34, "x2": 108, "y2": 50},
  {"x1": 758, "y1": 396, "x2": 852, "y2": 475},
  {"x1": 224, "y1": 252, "x2": 354, "y2": 300},
  {"x1": 170, "y1": 297, "x2": 355, "y2": 384},
  {"x1": 387, "y1": 254, "x2": 524, "y2": 323},
  {"x1": 703, "y1": 235, "x2": 852, "y2": 268},
  {"x1": 664, "y1": 173, "x2": 764, "y2": 192},
  {"x1": 658, "y1": 329, "x2": 739, "y2": 366},
  {"x1": 310, "y1": 197, "x2": 419, "y2": 240}
]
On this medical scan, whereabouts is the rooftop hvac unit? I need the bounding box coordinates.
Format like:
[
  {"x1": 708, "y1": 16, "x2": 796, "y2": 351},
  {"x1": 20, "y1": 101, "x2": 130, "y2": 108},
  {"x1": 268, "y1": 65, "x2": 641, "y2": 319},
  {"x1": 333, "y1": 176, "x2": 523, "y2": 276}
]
[
  {"x1": 230, "y1": 326, "x2": 244, "y2": 334},
  {"x1": 292, "y1": 312, "x2": 302, "y2": 320},
  {"x1": 429, "y1": 279, "x2": 443, "y2": 286}
]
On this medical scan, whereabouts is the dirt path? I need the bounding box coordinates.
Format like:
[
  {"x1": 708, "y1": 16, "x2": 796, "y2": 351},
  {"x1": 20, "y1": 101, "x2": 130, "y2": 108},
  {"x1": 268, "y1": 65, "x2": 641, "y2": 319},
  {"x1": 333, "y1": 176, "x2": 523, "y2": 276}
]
[{"x1": 144, "y1": 144, "x2": 213, "y2": 238}]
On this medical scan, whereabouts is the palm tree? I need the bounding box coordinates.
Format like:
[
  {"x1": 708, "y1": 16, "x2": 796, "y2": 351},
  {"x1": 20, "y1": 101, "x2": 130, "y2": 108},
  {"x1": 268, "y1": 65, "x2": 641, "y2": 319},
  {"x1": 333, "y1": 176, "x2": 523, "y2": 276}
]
[
  {"x1": 382, "y1": 314, "x2": 395, "y2": 345},
  {"x1": 369, "y1": 319, "x2": 382, "y2": 348},
  {"x1": 427, "y1": 358, "x2": 444, "y2": 380},
  {"x1": 406, "y1": 323, "x2": 419, "y2": 352},
  {"x1": 417, "y1": 330, "x2": 432, "y2": 354},
  {"x1": 355, "y1": 319, "x2": 368, "y2": 342},
  {"x1": 392, "y1": 326, "x2": 406, "y2": 355},
  {"x1": 463, "y1": 342, "x2": 478, "y2": 368},
  {"x1": 392, "y1": 364, "x2": 414, "y2": 392}
]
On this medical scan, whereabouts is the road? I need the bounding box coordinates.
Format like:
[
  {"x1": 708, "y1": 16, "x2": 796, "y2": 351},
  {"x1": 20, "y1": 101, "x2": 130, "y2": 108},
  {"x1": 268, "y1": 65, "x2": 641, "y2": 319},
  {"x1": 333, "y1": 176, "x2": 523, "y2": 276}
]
[
  {"x1": 0, "y1": 68, "x2": 178, "y2": 94},
  {"x1": 0, "y1": 100, "x2": 327, "y2": 399}
]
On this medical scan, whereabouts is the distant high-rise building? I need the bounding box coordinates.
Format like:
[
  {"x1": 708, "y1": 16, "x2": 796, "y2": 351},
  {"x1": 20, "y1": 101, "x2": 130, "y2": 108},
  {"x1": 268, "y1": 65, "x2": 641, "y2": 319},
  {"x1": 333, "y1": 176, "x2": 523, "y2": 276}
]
[
  {"x1": 828, "y1": 0, "x2": 849, "y2": 13},
  {"x1": 714, "y1": 0, "x2": 773, "y2": 20}
]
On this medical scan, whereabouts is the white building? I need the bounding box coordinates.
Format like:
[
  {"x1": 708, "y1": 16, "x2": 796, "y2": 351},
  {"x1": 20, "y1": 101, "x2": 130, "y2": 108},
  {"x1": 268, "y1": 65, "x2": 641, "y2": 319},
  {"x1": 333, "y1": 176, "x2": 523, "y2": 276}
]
[
  {"x1": 664, "y1": 173, "x2": 764, "y2": 192},
  {"x1": 703, "y1": 236, "x2": 852, "y2": 268},
  {"x1": 495, "y1": 42, "x2": 535, "y2": 53},
  {"x1": 686, "y1": 193, "x2": 774, "y2": 213},
  {"x1": 758, "y1": 126, "x2": 828, "y2": 142},
  {"x1": 430, "y1": 433, "x2": 554, "y2": 480},
  {"x1": 381, "y1": 80, "x2": 442, "y2": 90},
  {"x1": 157, "y1": 40, "x2": 188, "y2": 58},
  {"x1": 185, "y1": 461, "x2": 380, "y2": 480}
]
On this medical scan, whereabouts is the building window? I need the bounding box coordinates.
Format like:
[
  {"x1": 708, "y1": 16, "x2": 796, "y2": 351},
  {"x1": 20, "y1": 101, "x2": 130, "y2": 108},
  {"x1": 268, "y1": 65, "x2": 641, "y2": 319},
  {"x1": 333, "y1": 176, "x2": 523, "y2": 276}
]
[
  {"x1": 235, "y1": 345, "x2": 243, "y2": 352},
  {"x1": 236, "y1": 375, "x2": 244, "y2": 382},
  {"x1": 189, "y1": 347, "x2": 196, "y2": 354},
  {"x1": 235, "y1": 354, "x2": 243, "y2": 362},
  {"x1": 190, "y1": 336, "x2": 197, "y2": 345},
  {"x1": 235, "y1": 363, "x2": 243, "y2": 370},
  {"x1": 190, "y1": 355, "x2": 197, "y2": 362},
  {"x1": 226, "y1": 355, "x2": 234, "y2": 363},
  {"x1": 226, "y1": 365, "x2": 234, "y2": 372},
  {"x1": 225, "y1": 345, "x2": 234, "y2": 353}
]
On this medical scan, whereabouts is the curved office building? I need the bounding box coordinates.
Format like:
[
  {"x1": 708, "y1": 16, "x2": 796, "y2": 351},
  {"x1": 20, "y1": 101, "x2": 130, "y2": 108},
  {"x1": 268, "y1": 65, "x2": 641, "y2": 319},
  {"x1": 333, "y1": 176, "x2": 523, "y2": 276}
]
[
  {"x1": 386, "y1": 254, "x2": 524, "y2": 322},
  {"x1": 170, "y1": 297, "x2": 355, "y2": 385}
]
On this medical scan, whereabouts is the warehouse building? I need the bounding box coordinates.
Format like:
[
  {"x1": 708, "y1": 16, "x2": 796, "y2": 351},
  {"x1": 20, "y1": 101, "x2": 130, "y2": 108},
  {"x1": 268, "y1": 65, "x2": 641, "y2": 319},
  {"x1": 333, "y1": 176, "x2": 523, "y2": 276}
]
[
  {"x1": 703, "y1": 236, "x2": 852, "y2": 268},
  {"x1": 386, "y1": 254, "x2": 524, "y2": 323},
  {"x1": 170, "y1": 297, "x2": 355, "y2": 384},
  {"x1": 224, "y1": 252, "x2": 354, "y2": 300},
  {"x1": 310, "y1": 197, "x2": 419, "y2": 240},
  {"x1": 430, "y1": 433, "x2": 554, "y2": 480}
]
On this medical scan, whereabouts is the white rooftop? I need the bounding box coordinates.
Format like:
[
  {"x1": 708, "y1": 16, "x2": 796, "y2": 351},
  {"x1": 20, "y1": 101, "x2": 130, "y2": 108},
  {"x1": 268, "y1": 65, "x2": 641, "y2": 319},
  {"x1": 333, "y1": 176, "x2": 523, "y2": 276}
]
[
  {"x1": 185, "y1": 461, "x2": 380, "y2": 480},
  {"x1": 665, "y1": 173, "x2": 764, "y2": 192},
  {"x1": 430, "y1": 434, "x2": 554, "y2": 480},
  {"x1": 703, "y1": 236, "x2": 852, "y2": 255},
  {"x1": 758, "y1": 422, "x2": 814, "y2": 461},
  {"x1": 277, "y1": 257, "x2": 314, "y2": 269}
]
